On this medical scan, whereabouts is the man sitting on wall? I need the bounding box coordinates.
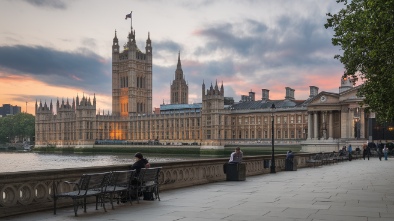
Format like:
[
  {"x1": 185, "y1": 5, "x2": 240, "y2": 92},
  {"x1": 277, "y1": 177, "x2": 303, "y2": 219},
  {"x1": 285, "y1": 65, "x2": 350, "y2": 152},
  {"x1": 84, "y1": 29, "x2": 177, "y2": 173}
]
[{"x1": 229, "y1": 147, "x2": 243, "y2": 164}]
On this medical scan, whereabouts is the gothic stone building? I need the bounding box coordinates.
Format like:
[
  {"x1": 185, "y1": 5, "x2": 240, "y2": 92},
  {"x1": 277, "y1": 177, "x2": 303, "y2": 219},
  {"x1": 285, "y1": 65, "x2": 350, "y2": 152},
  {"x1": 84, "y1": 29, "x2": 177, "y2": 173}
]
[{"x1": 35, "y1": 19, "x2": 371, "y2": 151}]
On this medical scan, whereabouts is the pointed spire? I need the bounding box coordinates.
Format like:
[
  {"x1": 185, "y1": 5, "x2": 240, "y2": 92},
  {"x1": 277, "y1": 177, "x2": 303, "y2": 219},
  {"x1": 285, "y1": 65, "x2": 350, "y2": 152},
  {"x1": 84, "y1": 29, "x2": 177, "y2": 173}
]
[
  {"x1": 76, "y1": 94, "x2": 79, "y2": 106},
  {"x1": 113, "y1": 29, "x2": 118, "y2": 41},
  {"x1": 177, "y1": 51, "x2": 182, "y2": 70},
  {"x1": 148, "y1": 32, "x2": 150, "y2": 40}
]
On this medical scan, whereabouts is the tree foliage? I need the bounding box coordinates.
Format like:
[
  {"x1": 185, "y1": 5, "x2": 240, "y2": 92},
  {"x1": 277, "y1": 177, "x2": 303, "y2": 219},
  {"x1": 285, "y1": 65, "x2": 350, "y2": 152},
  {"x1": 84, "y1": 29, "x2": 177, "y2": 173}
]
[
  {"x1": 325, "y1": 0, "x2": 394, "y2": 121},
  {"x1": 0, "y1": 113, "x2": 35, "y2": 143}
]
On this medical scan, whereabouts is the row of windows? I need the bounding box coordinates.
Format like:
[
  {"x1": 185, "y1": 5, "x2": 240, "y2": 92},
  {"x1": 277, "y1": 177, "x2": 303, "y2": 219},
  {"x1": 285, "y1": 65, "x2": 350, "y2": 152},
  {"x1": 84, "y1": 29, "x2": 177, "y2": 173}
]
[
  {"x1": 232, "y1": 115, "x2": 307, "y2": 125},
  {"x1": 227, "y1": 129, "x2": 305, "y2": 139}
]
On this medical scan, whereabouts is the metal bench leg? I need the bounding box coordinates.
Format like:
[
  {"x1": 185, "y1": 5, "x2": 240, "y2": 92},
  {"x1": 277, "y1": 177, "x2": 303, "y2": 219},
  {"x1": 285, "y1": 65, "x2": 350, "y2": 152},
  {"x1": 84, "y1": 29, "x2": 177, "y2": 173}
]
[
  {"x1": 54, "y1": 197, "x2": 57, "y2": 215},
  {"x1": 73, "y1": 198, "x2": 79, "y2": 217}
]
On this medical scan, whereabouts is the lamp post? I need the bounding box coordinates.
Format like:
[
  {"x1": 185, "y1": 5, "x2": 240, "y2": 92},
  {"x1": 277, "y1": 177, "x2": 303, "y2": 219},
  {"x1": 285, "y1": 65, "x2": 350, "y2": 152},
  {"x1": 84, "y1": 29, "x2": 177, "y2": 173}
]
[{"x1": 270, "y1": 103, "x2": 276, "y2": 173}]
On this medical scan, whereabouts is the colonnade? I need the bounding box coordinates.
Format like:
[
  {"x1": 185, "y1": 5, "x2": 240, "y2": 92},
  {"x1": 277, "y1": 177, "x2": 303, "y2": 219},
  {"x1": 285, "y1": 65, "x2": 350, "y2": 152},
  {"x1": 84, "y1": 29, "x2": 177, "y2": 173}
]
[
  {"x1": 307, "y1": 111, "x2": 335, "y2": 140},
  {"x1": 307, "y1": 108, "x2": 366, "y2": 140}
]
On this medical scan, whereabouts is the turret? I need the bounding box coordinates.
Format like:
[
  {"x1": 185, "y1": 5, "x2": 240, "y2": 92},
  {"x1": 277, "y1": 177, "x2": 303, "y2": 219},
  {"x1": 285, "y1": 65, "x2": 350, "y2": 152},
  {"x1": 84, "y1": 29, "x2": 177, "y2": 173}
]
[
  {"x1": 202, "y1": 80, "x2": 205, "y2": 98},
  {"x1": 339, "y1": 76, "x2": 353, "y2": 93},
  {"x1": 76, "y1": 94, "x2": 79, "y2": 106},
  {"x1": 145, "y1": 32, "x2": 152, "y2": 55},
  {"x1": 112, "y1": 30, "x2": 119, "y2": 55},
  {"x1": 56, "y1": 99, "x2": 59, "y2": 112}
]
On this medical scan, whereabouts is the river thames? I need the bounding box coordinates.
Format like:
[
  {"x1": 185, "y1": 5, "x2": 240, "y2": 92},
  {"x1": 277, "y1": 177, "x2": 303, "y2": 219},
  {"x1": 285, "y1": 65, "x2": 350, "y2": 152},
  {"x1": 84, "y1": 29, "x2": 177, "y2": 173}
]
[{"x1": 0, "y1": 152, "x2": 210, "y2": 173}]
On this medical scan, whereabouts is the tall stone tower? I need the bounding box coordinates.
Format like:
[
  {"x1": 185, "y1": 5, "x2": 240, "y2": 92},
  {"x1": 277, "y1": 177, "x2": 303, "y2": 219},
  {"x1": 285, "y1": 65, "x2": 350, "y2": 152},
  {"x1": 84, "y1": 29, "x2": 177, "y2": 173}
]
[
  {"x1": 112, "y1": 16, "x2": 152, "y2": 117},
  {"x1": 201, "y1": 81, "x2": 225, "y2": 144},
  {"x1": 170, "y1": 52, "x2": 188, "y2": 104}
]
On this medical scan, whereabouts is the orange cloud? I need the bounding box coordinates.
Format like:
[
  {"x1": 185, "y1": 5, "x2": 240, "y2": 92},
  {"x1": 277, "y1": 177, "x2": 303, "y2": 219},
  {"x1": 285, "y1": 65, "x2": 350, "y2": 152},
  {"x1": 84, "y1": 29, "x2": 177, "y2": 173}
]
[{"x1": 0, "y1": 72, "x2": 111, "y2": 115}]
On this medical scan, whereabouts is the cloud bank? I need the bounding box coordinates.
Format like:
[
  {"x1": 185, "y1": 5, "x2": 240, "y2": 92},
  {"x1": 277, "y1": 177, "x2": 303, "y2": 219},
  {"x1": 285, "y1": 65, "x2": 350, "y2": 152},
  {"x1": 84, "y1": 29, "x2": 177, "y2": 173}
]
[{"x1": 0, "y1": 45, "x2": 111, "y2": 95}]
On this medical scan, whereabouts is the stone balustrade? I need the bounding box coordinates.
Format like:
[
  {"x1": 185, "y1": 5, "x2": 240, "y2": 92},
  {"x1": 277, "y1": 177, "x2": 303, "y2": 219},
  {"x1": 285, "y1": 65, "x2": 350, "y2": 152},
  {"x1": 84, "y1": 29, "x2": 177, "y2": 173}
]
[{"x1": 0, "y1": 153, "x2": 315, "y2": 218}]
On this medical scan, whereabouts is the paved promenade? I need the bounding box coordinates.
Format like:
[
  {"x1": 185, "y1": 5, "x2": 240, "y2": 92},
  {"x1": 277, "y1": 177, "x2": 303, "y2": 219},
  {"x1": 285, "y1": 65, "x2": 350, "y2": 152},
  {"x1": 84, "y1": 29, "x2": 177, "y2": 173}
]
[{"x1": 5, "y1": 157, "x2": 394, "y2": 221}]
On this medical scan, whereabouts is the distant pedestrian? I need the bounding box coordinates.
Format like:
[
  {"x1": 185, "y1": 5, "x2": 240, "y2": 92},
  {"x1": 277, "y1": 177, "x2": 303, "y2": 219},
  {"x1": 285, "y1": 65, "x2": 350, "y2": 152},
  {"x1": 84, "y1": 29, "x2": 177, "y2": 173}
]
[
  {"x1": 383, "y1": 145, "x2": 388, "y2": 160},
  {"x1": 365, "y1": 145, "x2": 371, "y2": 160},
  {"x1": 378, "y1": 143, "x2": 383, "y2": 161},
  {"x1": 348, "y1": 144, "x2": 353, "y2": 161}
]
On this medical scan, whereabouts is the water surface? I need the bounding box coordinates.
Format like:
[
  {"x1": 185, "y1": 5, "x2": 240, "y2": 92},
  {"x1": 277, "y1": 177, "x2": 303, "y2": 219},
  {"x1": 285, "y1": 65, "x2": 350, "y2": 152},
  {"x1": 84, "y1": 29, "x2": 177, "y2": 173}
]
[{"x1": 0, "y1": 152, "x2": 205, "y2": 173}]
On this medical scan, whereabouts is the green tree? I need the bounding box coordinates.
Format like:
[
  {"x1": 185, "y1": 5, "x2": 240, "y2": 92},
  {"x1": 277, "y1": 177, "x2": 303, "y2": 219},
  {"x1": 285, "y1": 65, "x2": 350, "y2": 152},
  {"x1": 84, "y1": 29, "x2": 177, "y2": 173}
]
[
  {"x1": 0, "y1": 113, "x2": 35, "y2": 143},
  {"x1": 325, "y1": 0, "x2": 394, "y2": 122}
]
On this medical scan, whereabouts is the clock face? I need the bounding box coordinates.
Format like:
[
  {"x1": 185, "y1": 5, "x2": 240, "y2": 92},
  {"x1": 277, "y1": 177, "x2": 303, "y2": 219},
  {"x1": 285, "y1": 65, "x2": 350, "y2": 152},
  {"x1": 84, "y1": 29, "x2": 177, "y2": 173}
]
[{"x1": 320, "y1": 95, "x2": 327, "y2": 102}]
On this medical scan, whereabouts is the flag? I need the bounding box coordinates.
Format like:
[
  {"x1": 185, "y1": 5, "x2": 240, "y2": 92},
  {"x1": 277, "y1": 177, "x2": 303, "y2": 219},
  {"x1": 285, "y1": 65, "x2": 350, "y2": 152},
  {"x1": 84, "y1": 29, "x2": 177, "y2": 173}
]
[{"x1": 125, "y1": 13, "x2": 131, "y2": 20}]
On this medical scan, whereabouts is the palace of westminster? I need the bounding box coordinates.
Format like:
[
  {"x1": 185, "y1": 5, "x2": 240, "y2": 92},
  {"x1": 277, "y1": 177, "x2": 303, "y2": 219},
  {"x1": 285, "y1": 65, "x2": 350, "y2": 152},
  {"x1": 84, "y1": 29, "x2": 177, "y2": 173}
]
[{"x1": 35, "y1": 18, "x2": 378, "y2": 151}]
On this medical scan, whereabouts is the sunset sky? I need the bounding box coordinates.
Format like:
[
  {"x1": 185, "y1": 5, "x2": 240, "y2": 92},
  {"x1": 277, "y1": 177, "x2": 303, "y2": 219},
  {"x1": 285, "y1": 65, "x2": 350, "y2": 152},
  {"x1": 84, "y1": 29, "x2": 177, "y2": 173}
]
[{"x1": 0, "y1": 0, "x2": 345, "y2": 115}]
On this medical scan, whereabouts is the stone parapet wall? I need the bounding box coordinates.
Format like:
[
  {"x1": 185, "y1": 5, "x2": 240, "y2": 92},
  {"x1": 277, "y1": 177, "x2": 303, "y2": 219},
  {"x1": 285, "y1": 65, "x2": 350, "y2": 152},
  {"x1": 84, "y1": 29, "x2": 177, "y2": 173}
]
[{"x1": 0, "y1": 153, "x2": 314, "y2": 218}]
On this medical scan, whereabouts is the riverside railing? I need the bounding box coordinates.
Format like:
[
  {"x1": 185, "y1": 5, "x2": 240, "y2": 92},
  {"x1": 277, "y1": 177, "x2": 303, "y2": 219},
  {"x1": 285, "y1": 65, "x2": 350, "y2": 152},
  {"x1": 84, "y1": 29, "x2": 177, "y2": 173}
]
[{"x1": 0, "y1": 153, "x2": 315, "y2": 218}]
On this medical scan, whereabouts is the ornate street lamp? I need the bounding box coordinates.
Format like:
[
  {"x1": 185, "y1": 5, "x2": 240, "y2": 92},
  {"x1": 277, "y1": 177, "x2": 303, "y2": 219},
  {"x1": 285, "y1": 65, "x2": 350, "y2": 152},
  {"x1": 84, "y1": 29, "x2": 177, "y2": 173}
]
[{"x1": 270, "y1": 103, "x2": 276, "y2": 173}]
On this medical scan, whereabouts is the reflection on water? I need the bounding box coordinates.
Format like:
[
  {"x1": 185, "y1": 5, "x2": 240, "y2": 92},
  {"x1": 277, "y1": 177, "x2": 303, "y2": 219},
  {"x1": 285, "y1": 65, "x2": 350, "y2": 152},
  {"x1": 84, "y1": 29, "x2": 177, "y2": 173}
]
[{"x1": 0, "y1": 152, "x2": 206, "y2": 173}]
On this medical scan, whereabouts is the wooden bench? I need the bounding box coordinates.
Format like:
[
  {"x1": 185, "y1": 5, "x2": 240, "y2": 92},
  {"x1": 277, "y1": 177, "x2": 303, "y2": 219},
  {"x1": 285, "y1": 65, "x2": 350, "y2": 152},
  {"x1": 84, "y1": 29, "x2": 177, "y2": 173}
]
[{"x1": 53, "y1": 172, "x2": 111, "y2": 216}]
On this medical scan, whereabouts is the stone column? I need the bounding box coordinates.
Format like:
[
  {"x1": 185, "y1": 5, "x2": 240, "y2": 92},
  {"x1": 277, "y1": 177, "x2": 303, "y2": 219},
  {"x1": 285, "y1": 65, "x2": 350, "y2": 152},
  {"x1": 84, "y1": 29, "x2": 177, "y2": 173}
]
[
  {"x1": 322, "y1": 111, "x2": 326, "y2": 139},
  {"x1": 368, "y1": 112, "x2": 375, "y2": 142},
  {"x1": 329, "y1": 111, "x2": 334, "y2": 139},
  {"x1": 360, "y1": 108, "x2": 365, "y2": 139},
  {"x1": 307, "y1": 112, "x2": 312, "y2": 139},
  {"x1": 314, "y1": 111, "x2": 318, "y2": 140},
  {"x1": 348, "y1": 108, "x2": 353, "y2": 139}
]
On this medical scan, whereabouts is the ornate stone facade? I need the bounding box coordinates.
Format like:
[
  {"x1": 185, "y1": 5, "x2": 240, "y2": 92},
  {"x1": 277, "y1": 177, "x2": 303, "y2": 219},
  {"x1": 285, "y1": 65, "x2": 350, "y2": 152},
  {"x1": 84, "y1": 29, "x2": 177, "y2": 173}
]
[
  {"x1": 112, "y1": 23, "x2": 152, "y2": 117},
  {"x1": 302, "y1": 77, "x2": 370, "y2": 152},
  {"x1": 34, "y1": 18, "x2": 368, "y2": 150}
]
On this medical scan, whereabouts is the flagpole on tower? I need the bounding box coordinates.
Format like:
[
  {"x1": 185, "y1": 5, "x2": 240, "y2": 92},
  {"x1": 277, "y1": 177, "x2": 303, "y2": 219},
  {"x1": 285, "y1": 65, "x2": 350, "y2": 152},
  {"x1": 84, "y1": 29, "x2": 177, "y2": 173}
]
[{"x1": 130, "y1": 11, "x2": 133, "y2": 32}]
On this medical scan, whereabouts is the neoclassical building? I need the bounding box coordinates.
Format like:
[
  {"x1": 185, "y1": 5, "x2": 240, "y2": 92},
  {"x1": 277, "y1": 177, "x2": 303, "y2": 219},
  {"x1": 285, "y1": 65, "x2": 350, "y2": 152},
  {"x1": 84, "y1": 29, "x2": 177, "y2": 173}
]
[{"x1": 35, "y1": 17, "x2": 372, "y2": 151}]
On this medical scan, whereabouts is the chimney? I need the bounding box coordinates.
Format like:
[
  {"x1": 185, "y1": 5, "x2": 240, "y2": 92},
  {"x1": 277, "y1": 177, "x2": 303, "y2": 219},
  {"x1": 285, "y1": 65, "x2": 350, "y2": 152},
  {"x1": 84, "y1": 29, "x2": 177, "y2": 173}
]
[
  {"x1": 249, "y1": 91, "x2": 255, "y2": 101},
  {"x1": 309, "y1": 86, "x2": 319, "y2": 97},
  {"x1": 262, "y1": 89, "x2": 270, "y2": 100},
  {"x1": 285, "y1": 87, "x2": 295, "y2": 101}
]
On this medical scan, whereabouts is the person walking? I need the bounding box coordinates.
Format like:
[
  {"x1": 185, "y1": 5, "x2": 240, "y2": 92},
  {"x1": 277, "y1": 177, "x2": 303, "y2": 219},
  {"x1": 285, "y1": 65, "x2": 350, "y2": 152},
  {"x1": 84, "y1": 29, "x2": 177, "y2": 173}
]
[
  {"x1": 378, "y1": 143, "x2": 383, "y2": 161},
  {"x1": 365, "y1": 144, "x2": 371, "y2": 160},
  {"x1": 383, "y1": 145, "x2": 388, "y2": 160}
]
